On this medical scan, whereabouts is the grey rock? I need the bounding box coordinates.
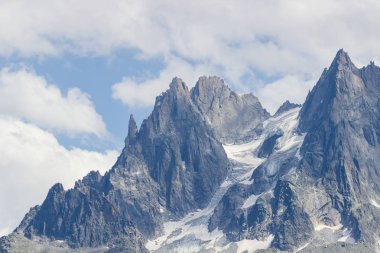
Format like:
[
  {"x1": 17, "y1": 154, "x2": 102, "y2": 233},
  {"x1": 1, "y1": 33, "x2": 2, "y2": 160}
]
[
  {"x1": 208, "y1": 184, "x2": 274, "y2": 242},
  {"x1": 274, "y1": 100, "x2": 301, "y2": 117},
  {"x1": 299, "y1": 242, "x2": 376, "y2": 253},
  {"x1": 208, "y1": 179, "x2": 313, "y2": 251},
  {"x1": 257, "y1": 130, "x2": 284, "y2": 158},
  {"x1": 270, "y1": 180, "x2": 314, "y2": 251},
  {"x1": 191, "y1": 76, "x2": 270, "y2": 143},
  {"x1": 208, "y1": 184, "x2": 254, "y2": 241}
]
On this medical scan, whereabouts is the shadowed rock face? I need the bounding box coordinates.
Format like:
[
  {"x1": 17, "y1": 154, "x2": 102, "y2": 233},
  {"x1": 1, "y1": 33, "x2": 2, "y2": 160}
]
[{"x1": 191, "y1": 76, "x2": 270, "y2": 143}]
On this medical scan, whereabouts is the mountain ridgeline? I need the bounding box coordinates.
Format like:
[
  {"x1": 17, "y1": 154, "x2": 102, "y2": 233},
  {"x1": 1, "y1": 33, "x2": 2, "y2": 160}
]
[{"x1": 1, "y1": 50, "x2": 380, "y2": 253}]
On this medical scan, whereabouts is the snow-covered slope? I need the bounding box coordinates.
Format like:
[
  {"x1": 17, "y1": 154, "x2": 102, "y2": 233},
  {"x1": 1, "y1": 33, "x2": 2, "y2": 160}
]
[{"x1": 146, "y1": 108, "x2": 303, "y2": 253}]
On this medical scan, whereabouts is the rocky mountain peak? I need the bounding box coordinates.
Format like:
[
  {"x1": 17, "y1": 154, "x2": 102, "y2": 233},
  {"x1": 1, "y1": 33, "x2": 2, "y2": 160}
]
[
  {"x1": 274, "y1": 100, "x2": 301, "y2": 116},
  {"x1": 193, "y1": 76, "x2": 229, "y2": 95},
  {"x1": 47, "y1": 183, "x2": 64, "y2": 197},
  {"x1": 191, "y1": 76, "x2": 269, "y2": 143},
  {"x1": 333, "y1": 49, "x2": 352, "y2": 67},
  {"x1": 168, "y1": 77, "x2": 189, "y2": 97},
  {"x1": 191, "y1": 76, "x2": 233, "y2": 111},
  {"x1": 125, "y1": 114, "x2": 138, "y2": 145},
  {"x1": 299, "y1": 50, "x2": 362, "y2": 132}
]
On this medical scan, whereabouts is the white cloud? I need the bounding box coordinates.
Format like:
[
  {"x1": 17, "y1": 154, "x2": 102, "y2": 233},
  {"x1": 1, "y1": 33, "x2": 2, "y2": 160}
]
[
  {"x1": 0, "y1": 68, "x2": 107, "y2": 137},
  {"x1": 1, "y1": 1, "x2": 380, "y2": 108},
  {"x1": 1, "y1": 1, "x2": 380, "y2": 71},
  {"x1": 0, "y1": 116, "x2": 118, "y2": 236},
  {"x1": 256, "y1": 75, "x2": 316, "y2": 114}
]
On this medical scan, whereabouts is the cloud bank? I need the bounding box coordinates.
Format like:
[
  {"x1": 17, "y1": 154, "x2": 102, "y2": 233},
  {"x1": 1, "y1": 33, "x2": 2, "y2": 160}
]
[{"x1": 1, "y1": 1, "x2": 380, "y2": 110}]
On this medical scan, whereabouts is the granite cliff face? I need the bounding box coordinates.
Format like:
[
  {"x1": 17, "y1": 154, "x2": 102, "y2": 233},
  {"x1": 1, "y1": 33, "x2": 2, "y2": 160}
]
[
  {"x1": 1, "y1": 50, "x2": 380, "y2": 253},
  {"x1": 298, "y1": 49, "x2": 380, "y2": 245}
]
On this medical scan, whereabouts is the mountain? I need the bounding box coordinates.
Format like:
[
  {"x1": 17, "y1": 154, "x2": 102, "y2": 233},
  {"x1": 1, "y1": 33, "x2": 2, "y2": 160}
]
[{"x1": 1, "y1": 50, "x2": 380, "y2": 253}]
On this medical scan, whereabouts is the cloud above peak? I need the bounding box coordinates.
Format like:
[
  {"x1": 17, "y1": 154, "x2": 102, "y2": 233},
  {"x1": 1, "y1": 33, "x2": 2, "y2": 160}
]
[{"x1": 2, "y1": 1, "x2": 380, "y2": 67}]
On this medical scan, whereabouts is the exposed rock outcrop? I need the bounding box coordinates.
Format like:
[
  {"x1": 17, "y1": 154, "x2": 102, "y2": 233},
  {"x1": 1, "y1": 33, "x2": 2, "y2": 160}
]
[{"x1": 191, "y1": 76, "x2": 270, "y2": 143}]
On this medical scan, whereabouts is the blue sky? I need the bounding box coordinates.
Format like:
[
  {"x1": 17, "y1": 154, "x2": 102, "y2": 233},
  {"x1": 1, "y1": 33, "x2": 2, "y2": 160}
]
[{"x1": 1, "y1": 0, "x2": 380, "y2": 236}]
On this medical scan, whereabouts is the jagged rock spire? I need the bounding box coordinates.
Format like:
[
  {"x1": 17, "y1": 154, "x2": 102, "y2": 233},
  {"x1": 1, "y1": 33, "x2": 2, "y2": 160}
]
[
  {"x1": 125, "y1": 114, "x2": 138, "y2": 145},
  {"x1": 169, "y1": 77, "x2": 189, "y2": 97},
  {"x1": 299, "y1": 49, "x2": 361, "y2": 132},
  {"x1": 329, "y1": 48, "x2": 356, "y2": 71}
]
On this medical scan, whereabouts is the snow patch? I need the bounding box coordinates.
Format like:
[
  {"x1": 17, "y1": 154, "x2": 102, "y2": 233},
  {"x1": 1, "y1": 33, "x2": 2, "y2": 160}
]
[
  {"x1": 314, "y1": 223, "x2": 343, "y2": 231},
  {"x1": 295, "y1": 242, "x2": 310, "y2": 252},
  {"x1": 338, "y1": 228, "x2": 355, "y2": 244},
  {"x1": 370, "y1": 199, "x2": 380, "y2": 209},
  {"x1": 235, "y1": 235, "x2": 274, "y2": 253},
  {"x1": 242, "y1": 194, "x2": 259, "y2": 209},
  {"x1": 223, "y1": 140, "x2": 264, "y2": 166}
]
